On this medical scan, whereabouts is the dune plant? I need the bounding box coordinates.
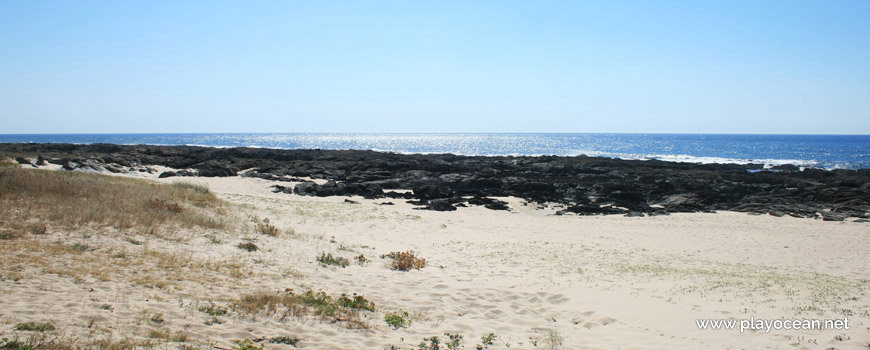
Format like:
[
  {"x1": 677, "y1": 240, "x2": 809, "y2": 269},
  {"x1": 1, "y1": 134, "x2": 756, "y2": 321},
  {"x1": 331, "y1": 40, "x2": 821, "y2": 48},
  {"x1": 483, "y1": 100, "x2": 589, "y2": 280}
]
[
  {"x1": 384, "y1": 251, "x2": 427, "y2": 271},
  {"x1": 13, "y1": 322, "x2": 55, "y2": 332},
  {"x1": 317, "y1": 252, "x2": 349, "y2": 268},
  {"x1": 384, "y1": 310, "x2": 411, "y2": 329},
  {"x1": 254, "y1": 217, "x2": 280, "y2": 237}
]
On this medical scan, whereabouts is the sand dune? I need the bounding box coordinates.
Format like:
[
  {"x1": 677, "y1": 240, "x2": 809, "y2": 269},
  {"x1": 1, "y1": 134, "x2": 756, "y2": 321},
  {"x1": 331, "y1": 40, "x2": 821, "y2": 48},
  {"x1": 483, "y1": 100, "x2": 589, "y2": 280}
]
[{"x1": 1, "y1": 170, "x2": 867, "y2": 349}]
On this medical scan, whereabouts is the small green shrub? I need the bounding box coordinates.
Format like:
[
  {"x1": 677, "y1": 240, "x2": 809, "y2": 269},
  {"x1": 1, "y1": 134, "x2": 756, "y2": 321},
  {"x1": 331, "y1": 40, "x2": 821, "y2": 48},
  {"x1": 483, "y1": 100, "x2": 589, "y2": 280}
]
[
  {"x1": 355, "y1": 254, "x2": 369, "y2": 265},
  {"x1": 231, "y1": 339, "x2": 264, "y2": 350},
  {"x1": 418, "y1": 334, "x2": 463, "y2": 350},
  {"x1": 299, "y1": 290, "x2": 338, "y2": 316},
  {"x1": 198, "y1": 304, "x2": 227, "y2": 316},
  {"x1": 204, "y1": 316, "x2": 224, "y2": 325},
  {"x1": 147, "y1": 329, "x2": 188, "y2": 342},
  {"x1": 317, "y1": 252, "x2": 348, "y2": 268},
  {"x1": 13, "y1": 322, "x2": 55, "y2": 332},
  {"x1": 1, "y1": 338, "x2": 33, "y2": 350},
  {"x1": 255, "y1": 217, "x2": 280, "y2": 237},
  {"x1": 28, "y1": 224, "x2": 47, "y2": 235},
  {"x1": 269, "y1": 336, "x2": 301, "y2": 346},
  {"x1": 444, "y1": 333, "x2": 463, "y2": 350},
  {"x1": 384, "y1": 310, "x2": 411, "y2": 329},
  {"x1": 70, "y1": 243, "x2": 89, "y2": 252},
  {"x1": 476, "y1": 333, "x2": 498, "y2": 349},
  {"x1": 337, "y1": 293, "x2": 375, "y2": 311},
  {"x1": 237, "y1": 242, "x2": 258, "y2": 252}
]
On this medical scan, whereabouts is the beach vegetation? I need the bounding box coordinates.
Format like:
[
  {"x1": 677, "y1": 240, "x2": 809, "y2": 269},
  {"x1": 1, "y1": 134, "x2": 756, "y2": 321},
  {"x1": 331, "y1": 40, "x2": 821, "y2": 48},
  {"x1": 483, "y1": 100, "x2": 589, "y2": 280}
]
[
  {"x1": 383, "y1": 251, "x2": 427, "y2": 271},
  {"x1": 70, "y1": 243, "x2": 89, "y2": 252},
  {"x1": 233, "y1": 289, "x2": 375, "y2": 328},
  {"x1": 384, "y1": 310, "x2": 411, "y2": 329},
  {"x1": 28, "y1": 224, "x2": 46, "y2": 235},
  {"x1": 12, "y1": 322, "x2": 55, "y2": 332},
  {"x1": 254, "y1": 217, "x2": 280, "y2": 237},
  {"x1": 476, "y1": 333, "x2": 498, "y2": 349},
  {"x1": 2, "y1": 335, "x2": 147, "y2": 350},
  {"x1": 269, "y1": 336, "x2": 301, "y2": 346},
  {"x1": 543, "y1": 326, "x2": 563, "y2": 349},
  {"x1": 204, "y1": 316, "x2": 224, "y2": 325},
  {"x1": 197, "y1": 303, "x2": 228, "y2": 316},
  {"x1": 0, "y1": 338, "x2": 33, "y2": 350},
  {"x1": 0, "y1": 157, "x2": 20, "y2": 168},
  {"x1": 336, "y1": 293, "x2": 375, "y2": 311},
  {"x1": 231, "y1": 339, "x2": 264, "y2": 350},
  {"x1": 317, "y1": 252, "x2": 349, "y2": 268},
  {"x1": 147, "y1": 329, "x2": 188, "y2": 342},
  {"x1": 416, "y1": 334, "x2": 464, "y2": 350},
  {"x1": 0, "y1": 168, "x2": 229, "y2": 232},
  {"x1": 237, "y1": 241, "x2": 259, "y2": 252},
  {"x1": 355, "y1": 254, "x2": 370, "y2": 265},
  {"x1": 0, "y1": 232, "x2": 18, "y2": 240}
]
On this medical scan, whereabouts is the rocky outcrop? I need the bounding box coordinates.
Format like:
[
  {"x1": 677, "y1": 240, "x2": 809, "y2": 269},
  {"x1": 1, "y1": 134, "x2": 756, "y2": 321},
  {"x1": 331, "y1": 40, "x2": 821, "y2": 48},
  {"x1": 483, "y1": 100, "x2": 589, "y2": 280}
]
[{"x1": 2, "y1": 143, "x2": 868, "y2": 219}]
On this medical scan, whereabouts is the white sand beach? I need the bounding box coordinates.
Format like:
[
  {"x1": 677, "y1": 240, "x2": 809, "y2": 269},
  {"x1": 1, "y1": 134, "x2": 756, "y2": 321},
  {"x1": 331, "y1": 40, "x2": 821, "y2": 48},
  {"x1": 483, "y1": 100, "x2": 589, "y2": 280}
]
[{"x1": 1, "y1": 168, "x2": 868, "y2": 350}]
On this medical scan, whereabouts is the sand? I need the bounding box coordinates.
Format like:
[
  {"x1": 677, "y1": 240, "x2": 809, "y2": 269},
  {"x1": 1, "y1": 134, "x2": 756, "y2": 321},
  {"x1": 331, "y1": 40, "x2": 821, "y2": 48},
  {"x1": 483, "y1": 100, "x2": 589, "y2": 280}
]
[{"x1": 1, "y1": 169, "x2": 868, "y2": 349}]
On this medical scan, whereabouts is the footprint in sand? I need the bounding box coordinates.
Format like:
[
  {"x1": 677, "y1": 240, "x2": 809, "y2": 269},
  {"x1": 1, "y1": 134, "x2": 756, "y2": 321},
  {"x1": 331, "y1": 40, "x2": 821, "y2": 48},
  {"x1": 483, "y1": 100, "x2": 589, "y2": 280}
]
[
  {"x1": 598, "y1": 317, "x2": 616, "y2": 325},
  {"x1": 545, "y1": 294, "x2": 569, "y2": 304},
  {"x1": 582, "y1": 321, "x2": 601, "y2": 329}
]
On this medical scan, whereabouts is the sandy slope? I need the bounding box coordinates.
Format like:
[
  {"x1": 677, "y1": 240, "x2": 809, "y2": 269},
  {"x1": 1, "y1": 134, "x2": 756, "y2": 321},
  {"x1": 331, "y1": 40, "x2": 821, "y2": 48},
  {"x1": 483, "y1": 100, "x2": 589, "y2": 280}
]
[{"x1": 2, "y1": 172, "x2": 868, "y2": 350}]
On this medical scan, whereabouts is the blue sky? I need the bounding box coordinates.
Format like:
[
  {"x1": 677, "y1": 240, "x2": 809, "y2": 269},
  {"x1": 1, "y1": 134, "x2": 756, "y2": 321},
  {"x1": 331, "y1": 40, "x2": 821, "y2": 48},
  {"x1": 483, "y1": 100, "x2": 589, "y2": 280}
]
[{"x1": 1, "y1": 0, "x2": 868, "y2": 134}]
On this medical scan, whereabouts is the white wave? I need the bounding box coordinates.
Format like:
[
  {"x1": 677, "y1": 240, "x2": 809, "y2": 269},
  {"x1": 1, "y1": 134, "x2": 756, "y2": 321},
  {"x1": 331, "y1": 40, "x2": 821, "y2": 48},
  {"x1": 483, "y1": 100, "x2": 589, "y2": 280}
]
[{"x1": 566, "y1": 149, "x2": 822, "y2": 168}]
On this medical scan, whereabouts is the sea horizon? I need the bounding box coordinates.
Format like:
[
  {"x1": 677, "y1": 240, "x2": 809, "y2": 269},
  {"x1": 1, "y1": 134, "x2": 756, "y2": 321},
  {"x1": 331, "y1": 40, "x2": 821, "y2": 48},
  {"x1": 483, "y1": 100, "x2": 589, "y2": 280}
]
[{"x1": 2, "y1": 132, "x2": 868, "y2": 170}]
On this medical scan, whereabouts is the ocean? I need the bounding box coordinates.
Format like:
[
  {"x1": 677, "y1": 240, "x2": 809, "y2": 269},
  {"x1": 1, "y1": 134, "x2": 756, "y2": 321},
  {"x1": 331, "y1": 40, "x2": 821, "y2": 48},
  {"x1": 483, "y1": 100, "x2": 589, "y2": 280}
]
[{"x1": 1, "y1": 133, "x2": 868, "y2": 170}]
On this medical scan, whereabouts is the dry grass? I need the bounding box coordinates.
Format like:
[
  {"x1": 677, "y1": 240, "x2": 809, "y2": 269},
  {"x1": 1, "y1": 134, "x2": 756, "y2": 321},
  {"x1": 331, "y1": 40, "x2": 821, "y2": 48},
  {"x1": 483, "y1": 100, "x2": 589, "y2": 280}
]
[
  {"x1": 0, "y1": 168, "x2": 251, "y2": 287},
  {"x1": 0, "y1": 168, "x2": 229, "y2": 234},
  {"x1": 232, "y1": 290, "x2": 374, "y2": 329},
  {"x1": 385, "y1": 251, "x2": 427, "y2": 271},
  {"x1": 0, "y1": 332, "x2": 151, "y2": 350},
  {"x1": 0, "y1": 237, "x2": 251, "y2": 288}
]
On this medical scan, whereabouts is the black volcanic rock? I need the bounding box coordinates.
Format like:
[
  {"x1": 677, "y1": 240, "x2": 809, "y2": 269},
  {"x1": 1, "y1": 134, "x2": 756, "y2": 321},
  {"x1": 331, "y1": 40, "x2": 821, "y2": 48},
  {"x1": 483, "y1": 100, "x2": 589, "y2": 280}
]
[
  {"x1": 424, "y1": 199, "x2": 457, "y2": 211},
  {"x1": 0, "y1": 142, "x2": 868, "y2": 218}
]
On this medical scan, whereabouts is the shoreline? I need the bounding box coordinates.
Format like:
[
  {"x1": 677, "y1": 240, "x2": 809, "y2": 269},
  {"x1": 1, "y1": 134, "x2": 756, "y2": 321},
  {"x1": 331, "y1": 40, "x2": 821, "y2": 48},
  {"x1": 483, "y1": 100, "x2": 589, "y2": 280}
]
[{"x1": 1, "y1": 142, "x2": 868, "y2": 221}]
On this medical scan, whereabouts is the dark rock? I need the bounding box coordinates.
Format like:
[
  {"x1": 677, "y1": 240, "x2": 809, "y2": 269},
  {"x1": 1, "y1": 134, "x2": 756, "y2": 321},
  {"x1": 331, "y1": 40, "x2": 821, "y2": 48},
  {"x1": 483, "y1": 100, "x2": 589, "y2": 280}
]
[
  {"x1": 468, "y1": 196, "x2": 510, "y2": 211},
  {"x1": 158, "y1": 171, "x2": 177, "y2": 178},
  {"x1": 293, "y1": 181, "x2": 318, "y2": 196},
  {"x1": 424, "y1": 199, "x2": 456, "y2": 211},
  {"x1": 0, "y1": 143, "x2": 867, "y2": 219},
  {"x1": 822, "y1": 213, "x2": 845, "y2": 221},
  {"x1": 62, "y1": 161, "x2": 78, "y2": 171},
  {"x1": 344, "y1": 199, "x2": 359, "y2": 204},
  {"x1": 768, "y1": 210, "x2": 785, "y2": 217},
  {"x1": 413, "y1": 184, "x2": 454, "y2": 200}
]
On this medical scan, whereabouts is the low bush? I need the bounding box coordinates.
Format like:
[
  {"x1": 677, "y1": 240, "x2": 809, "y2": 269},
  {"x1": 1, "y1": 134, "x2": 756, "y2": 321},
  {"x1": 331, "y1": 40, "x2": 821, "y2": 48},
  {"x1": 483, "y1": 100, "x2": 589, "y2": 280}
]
[
  {"x1": 254, "y1": 217, "x2": 280, "y2": 237},
  {"x1": 198, "y1": 304, "x2": 228, "y2": 316},
  {"x1": 336, "y1": 293, "x2": 375, "y2": 311},
  {"x1": 317, "y1": 252, "x2": 348, "y2": 268},
  {"x1": 231, "y1": 339, "x2": 264, "y2": 350},
  {"x1": 269, "y1": 336, "x2": 301, "y2": 346},
  {"x1": 13, "y1": 322, "x2": 55, "y2": 332},
  {"x1": 383, "y1": 251, "x2": 427, "y2": 271},
  {"x1": 233, "y1": 289, "x2": 375, "y2": 327},
  {"x1": 384, "y1": 310, "x2": 411, "y2": 329},
  {"x1": 237, "y1": 242, "x2": 258, "y2": 252}
]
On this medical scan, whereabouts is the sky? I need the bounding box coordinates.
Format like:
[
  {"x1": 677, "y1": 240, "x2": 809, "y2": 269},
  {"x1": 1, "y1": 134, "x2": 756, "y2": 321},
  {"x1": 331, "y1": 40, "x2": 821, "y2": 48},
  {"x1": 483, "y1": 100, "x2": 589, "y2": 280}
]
[{"x1": 1, "y1": 0, "x2": 869, "y2": 134}]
